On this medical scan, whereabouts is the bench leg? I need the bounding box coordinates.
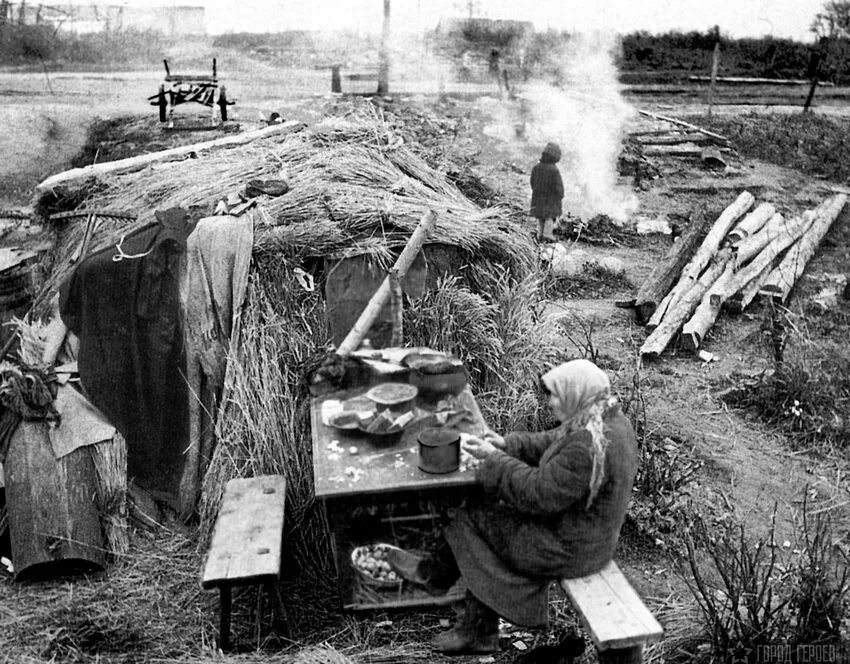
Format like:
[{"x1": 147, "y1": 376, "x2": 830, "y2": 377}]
[
  {"x1": 598, "y1": 645, "x2": 643, "y2": 664},
  {"x1": 264, "y1": 581, "x2": 291, "y2": 638},
  {"x1": 219, "y1": 585, "x2": 232, "y2": 651}
]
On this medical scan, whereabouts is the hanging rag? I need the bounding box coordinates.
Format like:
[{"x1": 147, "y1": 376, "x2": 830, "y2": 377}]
[{"x1": 178, "y1": 214, "x2": 253, "y2": 519}]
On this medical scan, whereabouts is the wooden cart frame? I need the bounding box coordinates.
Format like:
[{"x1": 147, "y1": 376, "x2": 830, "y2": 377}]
[{"x1": 148, "y1": 58, "x2": 234, "y2": 127}]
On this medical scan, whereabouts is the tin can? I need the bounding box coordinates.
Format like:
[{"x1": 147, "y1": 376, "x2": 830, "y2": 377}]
[{"x1": 417, "y1": 427, "x2": 460, "y2": 474}]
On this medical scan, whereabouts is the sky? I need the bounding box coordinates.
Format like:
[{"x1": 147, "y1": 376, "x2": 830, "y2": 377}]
[{"x1": 58, "y1": 0, "x2": 829, "y2": 42}]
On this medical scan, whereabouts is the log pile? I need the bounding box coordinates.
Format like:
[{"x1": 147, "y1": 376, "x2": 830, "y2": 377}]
[{"x1": 634, "y1": 191, "x2": 847, "y2": 359}]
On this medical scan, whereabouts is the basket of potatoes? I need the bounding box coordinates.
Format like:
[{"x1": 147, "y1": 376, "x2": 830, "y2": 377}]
[{"x1": 350, "y1": 543, "x2": 403, "y2": 588}]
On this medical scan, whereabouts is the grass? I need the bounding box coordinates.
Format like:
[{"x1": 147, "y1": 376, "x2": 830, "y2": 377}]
[
  {"x1": 689, "y1": 112, "x2": 850, "y2": 183},
  {"x1": 720, "y1": 303, "x2": 850, "y2": 456}
]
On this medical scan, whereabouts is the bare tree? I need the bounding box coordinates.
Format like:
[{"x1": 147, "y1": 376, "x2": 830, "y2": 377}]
[{"x1": 812, "y1": 0, "x2": 850, "y2": 38}]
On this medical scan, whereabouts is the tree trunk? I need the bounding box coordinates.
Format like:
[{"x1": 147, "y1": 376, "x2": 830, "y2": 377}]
[
  {"x1": 734, "y1": 212, "x2": 787, "y2": 264},
  {"x1": 725, "y1": 261, "x2": 775, "y2": 314},
  {"x1": 641, "y1": 252, "x2": 731, "y2": 359},
  {"x1": 723, "y1": 213, "x2": 812, "y2": 301},
  {"x1": 633, "y1": 213, "x2": 711, "y2": 325},
  {"x1": 6, "y1": 421, "x2": 106, "y2": 581},
  {"x1": 680, "y1": 261, "x2": 736, "y2": 351},
  {"x1": 645, "y1": 191, "x2": 753, "y2": 329},
  {"x1": 37, "y1": 121, "x2": 304, "y2": 193},
  {"x1": 726, "y1": 202, "x2": 776, "y2": 245},
  {"x1": 336, "y1": 210, "x2": 435, "y2": 356},
  {"x1": 760, "y1": 194, "x2": 848, "y2": 302}
]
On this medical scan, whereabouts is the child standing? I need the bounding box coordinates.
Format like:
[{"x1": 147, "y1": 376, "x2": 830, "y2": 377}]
[{"x1": 530, "y1": 142, "x2": 564, "y2": 243}]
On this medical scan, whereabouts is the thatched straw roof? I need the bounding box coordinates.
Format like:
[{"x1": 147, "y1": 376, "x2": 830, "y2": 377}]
[{"x1": 37, "y1": 103, "x2": 535, "y2": 300}]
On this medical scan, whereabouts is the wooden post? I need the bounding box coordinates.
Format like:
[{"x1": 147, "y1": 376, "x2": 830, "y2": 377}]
[
  {"x1": 336, "y1": 210, "x2": 436, "y2": 356},
  {"x1": 389, "y1": 267, "x2": 403, "y2": 346},
  {"x1": 803, "y1": 38, "x2": 828, "y2": 113},
  {"x1": 377, "y1": 0, "x2": 390, "y2": 96},
  {"x1": 331, "y1": 64, "x2": 341, "y2": 93},
  {"x1": 708, "y1": 27, "x2": 720, "y2": 118}
]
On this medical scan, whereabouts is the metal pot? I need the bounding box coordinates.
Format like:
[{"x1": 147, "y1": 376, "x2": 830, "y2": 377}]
[
  {"x1": 403, "y1": 352, "x2": 467, "y2": 399},
  {"x1": 417, "y1": 427, "x2": 461, "y2": 474}
]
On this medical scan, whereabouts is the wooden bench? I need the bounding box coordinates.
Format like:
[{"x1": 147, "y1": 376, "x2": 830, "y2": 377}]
[
  {"x1": 560, "y1": 561, "x2": 664, "y2": 664},
  {"x1": 202, "y1": 475, "x2": 288, "y2": 651}
]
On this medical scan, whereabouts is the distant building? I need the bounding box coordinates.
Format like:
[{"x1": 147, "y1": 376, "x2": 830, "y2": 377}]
[{"x1": 4, "y1": 3, "x2": 206, "y2": 36}]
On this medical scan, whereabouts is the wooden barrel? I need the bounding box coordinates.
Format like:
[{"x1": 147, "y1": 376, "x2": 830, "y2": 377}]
[{"x1": 5, "y1": 421, "x2": 106, "y2": 581}]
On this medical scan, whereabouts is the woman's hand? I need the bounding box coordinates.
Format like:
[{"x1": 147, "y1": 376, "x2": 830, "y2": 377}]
[
  {"x1": 483, "y1": 429, "x2": 506, "y2": 449},
  {"x1": 462, "y1": 435, "x2": 499, "y2": 460}
]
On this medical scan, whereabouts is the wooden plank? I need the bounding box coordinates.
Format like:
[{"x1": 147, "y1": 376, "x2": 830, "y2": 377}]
[
  {"x1": 202, "y1": 475, "x2": 286, "y2": 588},
  {"x1": 561, "y1": 561, "x2": 664, "y2": 651}
]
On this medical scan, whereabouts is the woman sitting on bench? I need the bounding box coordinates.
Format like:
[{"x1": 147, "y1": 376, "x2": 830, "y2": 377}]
[{"x1": 388, "y1": 359, "x2": 638, "y2": 655}]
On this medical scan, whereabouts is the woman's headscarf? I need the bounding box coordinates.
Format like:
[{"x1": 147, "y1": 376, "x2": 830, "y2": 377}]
[{"x1": 541, "y1": 359, "x2": 616, "y2": 509}]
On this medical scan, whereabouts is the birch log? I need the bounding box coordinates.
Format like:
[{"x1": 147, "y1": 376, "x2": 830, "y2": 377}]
[
  {"x1": 645, "y1": 191, "x2": 754, "y2": 329},
  {"x1": 633, "y1": 212, "x2": 712, "y2": 324},
  {"x1": 734, "y1": 212, "x2": 787, "y2": 264},
  {"x1": 336, "y1": 210, "x2": 436, "y2": 356},
  {"x1": 640, "y1": 252, "x2": 731, "y2": 358},
  {"x1": 725, "y1": 261, "x2": 776, "y2": 314},
  {"x1": 724, "y1": 214, "x2": 812, "y2": 297},
  {"x1": 759, "y1": 194, "x2": 848, "y2": 302},
  {"x1": 726, "y1": 202, "x2": 776, "y2": 245},
  {"x1": 679, "y1": 261, "x2": 736, "y2": 351},
  {"x1": 36, "y1": 120, "x2": 305, "y2": 193}
]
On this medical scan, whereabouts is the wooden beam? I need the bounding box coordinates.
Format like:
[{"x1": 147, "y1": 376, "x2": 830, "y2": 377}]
[
  {"x1": 336, "y1": 210, "x2": 436, "y2": 356},
  {"x1": 759, "y1": 194, "x2": 847, "y2": 302},
  {"x1": 36, "y1": 121, "x2": 305, "y2": 193}
]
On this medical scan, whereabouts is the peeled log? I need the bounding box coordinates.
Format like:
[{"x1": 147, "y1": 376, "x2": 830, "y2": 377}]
[
  {"x1": 726, "y1": 261, "x2": 776, "y2": 314},
  {"x1": 759, "y1": 194, "x2": 848, "y2": 302},
  {"x1": 633, "y1": 213, "x2": 712, "y2": 325},
  {"x1": 36, "y1": 121, "x2": 305, "y2": 193},
  {"x1": 641, "y1": 253, "x2": 731, "y2": 359},
  {"x1": 646, "y1": 191, "x2": 754, "y2": 329},
  {"x1": 680, "y1": 261, "x2": 736, "y2": 351},
  {"x1": 727, "y1": 202, "x2": 776, "y2": 245},
  {"x1": 734, "y1": 212, "x2": 788, "y2": 264}
]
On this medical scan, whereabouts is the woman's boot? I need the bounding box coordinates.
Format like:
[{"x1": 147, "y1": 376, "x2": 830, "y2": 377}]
[{"x1": 432, "y1": 590, "x2": 500, "y2": 655}]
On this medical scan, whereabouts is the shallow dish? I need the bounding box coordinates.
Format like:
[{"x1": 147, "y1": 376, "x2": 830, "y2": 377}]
[
  {"x1": 350, "y1": 543, "x2": 403, "y2": 588},
  {"x1": 365, "y1": 383, "x2": 419, "y2": 410}
]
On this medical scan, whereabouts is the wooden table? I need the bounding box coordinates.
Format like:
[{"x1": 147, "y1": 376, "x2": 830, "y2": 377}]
[{"x1": 311, "y1": 385, "x2": 489, "y2": 610}]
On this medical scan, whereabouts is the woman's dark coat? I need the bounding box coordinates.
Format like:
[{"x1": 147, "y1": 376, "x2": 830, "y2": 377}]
[{"x1": 444, "y1": 409, "x2": 637, "y2": 627}]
